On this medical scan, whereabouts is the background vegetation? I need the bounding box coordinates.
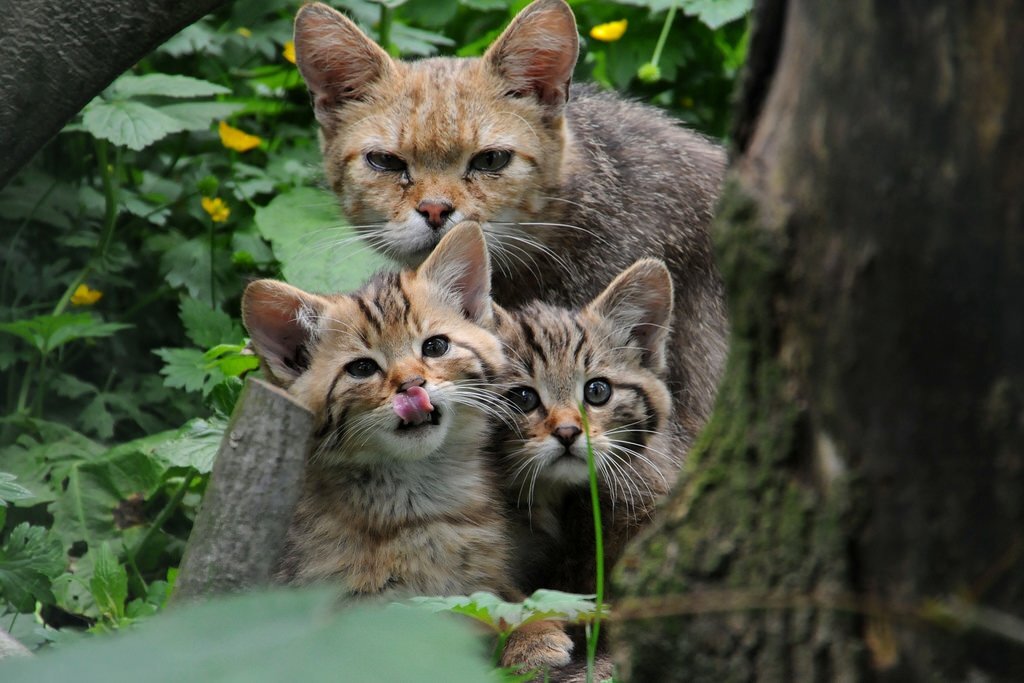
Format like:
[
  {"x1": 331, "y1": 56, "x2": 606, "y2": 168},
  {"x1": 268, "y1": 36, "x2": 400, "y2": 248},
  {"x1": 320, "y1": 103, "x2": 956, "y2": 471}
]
[{"x1": 0, "y1": 0, "x2": 749, "y2": 673}]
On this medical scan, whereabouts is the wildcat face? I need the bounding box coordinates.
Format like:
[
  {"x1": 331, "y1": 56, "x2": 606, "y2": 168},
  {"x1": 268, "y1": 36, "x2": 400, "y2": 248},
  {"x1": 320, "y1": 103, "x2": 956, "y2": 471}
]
[
  {"x1": 243, "y1": 222, "x2": 504, "y2": 466},
  {"x1": 293, "y1": 0, "x2": 578, "y2": 266},
  {"x1": 495, "y1": 259, "x2": 676, "y2": 498}
]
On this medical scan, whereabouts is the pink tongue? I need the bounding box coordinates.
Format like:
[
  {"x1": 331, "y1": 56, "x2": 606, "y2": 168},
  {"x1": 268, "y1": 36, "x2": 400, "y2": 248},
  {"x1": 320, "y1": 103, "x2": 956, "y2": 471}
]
[{"x1": 393, "y1": 385, "x2": 434, "y2": 425}]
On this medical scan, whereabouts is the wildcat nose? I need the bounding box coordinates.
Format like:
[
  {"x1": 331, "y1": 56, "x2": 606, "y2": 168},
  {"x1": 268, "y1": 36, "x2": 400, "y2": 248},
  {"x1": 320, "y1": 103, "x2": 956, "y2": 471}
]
[
  {"x1": 553, "y1": 425, "x2": 582, "y2": 447},
  {"x1": 416, "y1": 200, "x2": 454, "y2": 229},
  {"x1": 398, "y1": 376, "x2": 425, "y2": 392}
]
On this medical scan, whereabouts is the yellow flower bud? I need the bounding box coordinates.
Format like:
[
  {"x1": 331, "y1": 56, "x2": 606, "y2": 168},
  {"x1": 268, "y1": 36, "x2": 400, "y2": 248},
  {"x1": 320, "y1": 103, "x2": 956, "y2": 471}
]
[
  {"x1": 70, "y1": 284, "x2": 103, "y2": 306},
  {"x1": 201, "y1": 196, "x2": 231, "y2": 223},
  {"x1": 283, "y1": 41, "x2": 296, "y2": 65},
  {"x1": 590, "y1": 19, "x2": 628, "y2": 43},
  {"x1": 218, "y1": 120, "x2": 262, "y2": 153}
]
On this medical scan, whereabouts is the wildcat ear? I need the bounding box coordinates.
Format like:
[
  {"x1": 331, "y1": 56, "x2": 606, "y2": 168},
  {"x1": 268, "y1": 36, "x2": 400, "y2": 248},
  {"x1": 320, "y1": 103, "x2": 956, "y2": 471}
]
[
  {"x1": 242, "y1": 279, "x2": 327, "y2": 387},
  {"x1": 417, "y1": 222, "x2": 493, "y2": 325},
  {"x1": 585, "y1": 259, "x2": 674, "y2": 372},
  {"x1": 484, "y1": 0, "x2": 579, "y2": 108},
  {"x1": 293, "y1": 3, "x2": 394, "y2": 129}
]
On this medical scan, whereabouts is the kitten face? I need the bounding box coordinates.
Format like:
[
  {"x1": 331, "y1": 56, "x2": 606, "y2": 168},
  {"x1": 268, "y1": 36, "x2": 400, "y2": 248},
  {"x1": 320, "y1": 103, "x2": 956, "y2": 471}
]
[
  {"x1": 495, "y1": 260, "x2": 676, "y2": 495},
  {"x1": 293, "y1": 0, "x2": 578, "y2": 265},
  {"x1": 243, "y1": 223, "x2": 504, "y2": 466}
]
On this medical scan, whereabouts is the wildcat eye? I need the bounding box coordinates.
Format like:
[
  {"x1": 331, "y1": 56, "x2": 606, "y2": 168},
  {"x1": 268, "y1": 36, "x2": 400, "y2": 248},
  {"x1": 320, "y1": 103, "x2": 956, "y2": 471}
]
[
  {"x1": 583, "y1": 378, "x2": 612, "y2": 406},
  {"x1": 365, "y1": 151, "x2": 407, "y2": 172},
  {"x1": 469, "y1": 150, "x2": 512, "y2": 173},
  {"x1": 345, "y1": 358, "x2": 380, "y2": 378},
  {"x1": 422, "y1": 335, "x2": 450, "y2": 358},
  {"x1": 508, "y1": 387, "x2": 540, "y2": 413}
]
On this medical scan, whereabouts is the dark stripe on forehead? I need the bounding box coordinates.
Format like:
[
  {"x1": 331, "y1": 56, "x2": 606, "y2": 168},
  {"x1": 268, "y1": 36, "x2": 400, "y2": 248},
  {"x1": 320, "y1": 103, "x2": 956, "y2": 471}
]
[
  {"x1": 520, "y1": 319, "x2": 549, "y2": 367},
  {"x1": 397, "y1": 278, "x2": 412, "y2": 326},
  {"x1": 355, "y1": 296, "x2": 382, "y2": 335},
  {"x1": 460, "y1": 340, "x2": 499, "y2": 383},
  {"x1": 616, "y1": 382, "x2": 659, "y2": 438},
  {"x1": 572, "y1": 320, "x2": 587, "y2": 364}
]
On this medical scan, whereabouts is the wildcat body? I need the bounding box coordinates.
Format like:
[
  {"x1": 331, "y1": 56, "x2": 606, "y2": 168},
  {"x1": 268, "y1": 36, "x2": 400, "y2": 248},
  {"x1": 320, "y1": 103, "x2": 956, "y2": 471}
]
[
  {"x1": 294, "y1": 0, "x2": 728, "y2": 447},
  {"x1": 493, "y1": 259, "x2": 679, "y2": 594},
  {"x1": 242, "y1": 224, "x2": 514, "y2": 598}
]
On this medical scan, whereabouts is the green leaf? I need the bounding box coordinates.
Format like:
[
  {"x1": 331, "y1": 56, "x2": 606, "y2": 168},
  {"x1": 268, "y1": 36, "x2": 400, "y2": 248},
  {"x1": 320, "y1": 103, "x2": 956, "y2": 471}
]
[
  {"x1": 179, "y1": 299, "x2": 242, "y2": 348},
  {"x1": 110, "y1": 73, "x2": 231, "y2": 99},
  {"x1": 89, "y1": 542, "x2": 128, "y2": 622},
  {"x1": 48, "y1": 450, "x2": 162, "y2": 550},
  {"x1": 0, "y1": 313, "x2": 131, "y2": 355},
  {"x1": 160, "y1": 237, "x2": 215, "y2": 301},
  {"x1": 80, "y1": 394, "x2": 116, "y2": 440},
  {"x1": 153, "y1": 418, "x2": 226, "y2": 474},
  {"x1": 253, "y1": 187, "x2": 393, "y2": 293},
  {"x1": 0, "y1": 473, "x2": 34, "y2": 507},
  {"x1": 0, "y1": 523, "x2": 66, "y2": 612},
  {"x1": 0, "y1": 589, "x2": 493, "y2": 683},
  {"x1": 82, "y1": 100, "x2": 189, "y2": 151},
  {"x1": 158, "y1": 101, "x2": 246, "y2": 130},
  {"x1": 681, "y1": 0, "x2": 752, "y2": 28}
]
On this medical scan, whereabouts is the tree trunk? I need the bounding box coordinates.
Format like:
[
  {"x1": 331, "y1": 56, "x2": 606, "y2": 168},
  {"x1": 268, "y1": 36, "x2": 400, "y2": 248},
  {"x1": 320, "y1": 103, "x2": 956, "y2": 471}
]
[
  {"x1": 172, "y1": 379, "x2": 312, "y2": 603},
  {"x1": 613, "y1": 1, "x2": 1024, "y2": 681},
  {"x1": 0, "y1": 0, "x2": 230, "y2": 189}
]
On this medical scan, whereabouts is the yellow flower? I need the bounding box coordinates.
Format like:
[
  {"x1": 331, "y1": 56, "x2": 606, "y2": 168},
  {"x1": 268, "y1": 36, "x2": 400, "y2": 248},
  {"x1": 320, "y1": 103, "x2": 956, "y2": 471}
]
[
  {"x1": 201, "y1": 196, "x2": 231, "y2": 223},
  {"x1": 236, "y1": 27, "x2": 253, "y2": 38},
  {"x1": 218, "y1": 120, "x2": 262, "y2": 153},
  {"x1": 590, "y1": 19, "x2": 628, "y2": 42},
  {"x1": 70, "y1": 284, "x2": 103, "y2": 306},
  {"x1": 282, "y1": 40, "x2": 296, "y2": 64}
]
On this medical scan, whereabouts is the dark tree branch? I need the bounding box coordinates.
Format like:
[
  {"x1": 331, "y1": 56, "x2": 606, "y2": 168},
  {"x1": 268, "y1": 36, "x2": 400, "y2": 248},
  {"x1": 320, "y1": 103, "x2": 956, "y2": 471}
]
[{"x1": 0, "y1": 0, "x2": 231, "y2": 188}]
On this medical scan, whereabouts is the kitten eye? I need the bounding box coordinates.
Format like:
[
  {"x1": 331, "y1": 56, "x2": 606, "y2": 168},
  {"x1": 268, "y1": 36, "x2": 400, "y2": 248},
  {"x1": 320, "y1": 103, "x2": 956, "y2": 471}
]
[
  {"x1": 469, "y1": 150, "x2": 512, "y2": 173},
  {"x1": 365, "y1": 151, "x2": 407, "y2": 172},
  {"x1": 583, "y1": 378, "x2": 612, "y2": 406},
  {"x1": 422, "y1": 335, "x2": 450, "y2": 358},
  {"x1": 345, "y1": 358, "x2": 380, "y2": 378},
  {"x1": 508, "y1": 387, "x2": 540, "y2": 413}
]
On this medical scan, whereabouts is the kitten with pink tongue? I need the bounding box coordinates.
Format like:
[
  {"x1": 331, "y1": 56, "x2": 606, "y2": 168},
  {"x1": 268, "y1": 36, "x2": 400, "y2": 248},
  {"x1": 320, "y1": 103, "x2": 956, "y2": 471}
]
[{"x1": 393, "y1": 385, "x2": 434, "y2": 427}]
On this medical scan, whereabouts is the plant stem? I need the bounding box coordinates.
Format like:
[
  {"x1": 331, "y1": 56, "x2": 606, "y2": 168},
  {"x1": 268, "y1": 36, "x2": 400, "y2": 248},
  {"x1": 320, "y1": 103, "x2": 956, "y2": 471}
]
[
  {"x1": 378, "y1": 3, "x2": 393, "y2": 55},
  {"x1": 579, "y1": 404, "x2": 604, "y2": 683},
  {"x1": 208, "y1": 216, "x2": 216, "y2": 307},
  {"x1": 650, "y1": 1, "x2": 678, "y2": 69},
  {"x1": 125, "y1": 470, "x2": 195, "y2": 586}
]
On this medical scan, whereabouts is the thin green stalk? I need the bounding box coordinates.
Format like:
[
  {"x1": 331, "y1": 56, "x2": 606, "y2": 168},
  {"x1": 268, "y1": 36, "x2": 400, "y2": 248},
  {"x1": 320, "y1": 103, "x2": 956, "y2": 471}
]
[
  {"x1": 14, "y1": 357, "x2": 36, "y2": 414},
  {"x1": 650, "y1": 2, "x2": 678, "y2": 69},
  {"x1": 579, "y1": 404, "x2": 604, "y2": 683},
  {"x1": 124, "y1": 470, "x2": 195, "y2": 585},
  {"x1": 208, "y1": 215, "x2": 216, "y2": 307},
  {"x1": 378, "y1": 3, "x2": 393, "y2": 55}
]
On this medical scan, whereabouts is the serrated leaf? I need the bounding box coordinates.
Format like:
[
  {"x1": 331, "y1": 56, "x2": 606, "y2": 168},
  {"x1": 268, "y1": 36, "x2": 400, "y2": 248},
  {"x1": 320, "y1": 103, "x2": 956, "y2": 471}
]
[
  {"x1": 681, "y1": 0, "x2": 752, "y2": 28},
  {"x1": 160, "y1": 237, "x2": 214, "y2": 301},
  {"x1": 90, "y1": 542, "x2": 127, "y2": 621},
  {"x1": 80, "y1": 394, "x2": 116, "y2": 440},
  {"x1": 179, "y1": 299, "x2": 241, "y2": 348},
  {"x1": 0, "y1": 523, "x2": 66, "y2": 612},
  {"x1": 111, "y1": 73, "x2": 231, "y2": 99},
  {"x1": 82, "y1": 100, "x2": 189, "y2": 151},
  {"x1": 48, "y1": 450, "x2": 162, "y2": 550},
  {"x1": 253, "y1": 187, "x2": 393, "y2": 293},
  {"x1": 53, "y1": 373, "x2": 98, "y2": 399},
  {"x1": 0, "y1": 473, "x2": 34, "y2": 507},
  {"x1": 158, "y1": 101, "x2": 246, "y2": 130},
  {"x1": 0, "y1": 313, "x2": 131, "y2": 355},
  {"x1": 153, "y1": 418, "x2": 226, "y2": 474}
]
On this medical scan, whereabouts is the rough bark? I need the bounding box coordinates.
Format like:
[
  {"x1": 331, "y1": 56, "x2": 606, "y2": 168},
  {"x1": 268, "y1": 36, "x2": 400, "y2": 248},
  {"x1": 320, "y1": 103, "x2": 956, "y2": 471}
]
[
  {"x1": 614, "y1": 1, "x2": 1024, "y2": 681},
  {"x1": 172, "y1": 378, "x2": 312, "y2": 603},
  {"x1": 0, "y1": 0, "x2": 230, "y2": 189}
]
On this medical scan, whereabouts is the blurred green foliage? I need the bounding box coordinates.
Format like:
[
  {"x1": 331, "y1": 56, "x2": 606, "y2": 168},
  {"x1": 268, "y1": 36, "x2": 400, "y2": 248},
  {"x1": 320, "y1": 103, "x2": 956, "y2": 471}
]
[{"x1": 0, "y1": 0, "x2": 748, "y2": 666}]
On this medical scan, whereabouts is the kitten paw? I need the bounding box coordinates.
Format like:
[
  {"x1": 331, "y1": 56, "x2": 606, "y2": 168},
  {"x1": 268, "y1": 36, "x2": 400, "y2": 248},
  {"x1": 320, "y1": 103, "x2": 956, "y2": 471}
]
[{"x1": 500, "y1": 620, "x2": 574, "y2": 671}]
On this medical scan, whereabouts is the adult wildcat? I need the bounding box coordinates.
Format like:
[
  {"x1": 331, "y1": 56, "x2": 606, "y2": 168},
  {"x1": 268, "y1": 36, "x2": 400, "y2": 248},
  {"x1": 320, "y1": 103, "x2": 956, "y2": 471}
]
[
  {"x1": 242, "y1": 223, "x2": 572, "y2": 670},
  {"x1": 293, "y1": 0, "x2": 728, "y2": 448}
]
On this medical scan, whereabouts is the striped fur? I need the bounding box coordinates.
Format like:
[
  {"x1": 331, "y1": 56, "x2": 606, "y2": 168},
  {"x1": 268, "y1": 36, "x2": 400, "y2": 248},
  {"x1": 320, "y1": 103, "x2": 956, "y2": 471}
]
[{"x1": 493, "y1": 259, "x2": 680, "y2": 596}]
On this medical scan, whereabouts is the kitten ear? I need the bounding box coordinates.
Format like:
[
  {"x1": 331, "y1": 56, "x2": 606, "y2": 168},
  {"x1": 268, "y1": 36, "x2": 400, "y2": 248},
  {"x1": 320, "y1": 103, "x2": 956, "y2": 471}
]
[
  {"x1": 585, "y1": 259, "x2": 674, "y2": 372},
  {"x1": 242, "y1": 279, "x2": 326, "y2": 387},
  {"x1": 484, "y1": 0, "x2": 579, "y2": 108},
  {"x1": 293, "y1": 3, "x2": 394, "y2": 128},
  {"x1": 417, "y1": 222, "x2": 493, "y2": 325}
]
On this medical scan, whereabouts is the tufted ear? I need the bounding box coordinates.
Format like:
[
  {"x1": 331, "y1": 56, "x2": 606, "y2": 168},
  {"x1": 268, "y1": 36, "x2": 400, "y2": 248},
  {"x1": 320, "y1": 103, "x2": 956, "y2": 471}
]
[
  {"x1": 585, "y1": 259, "x2": 674, "y2": 372},
  {"x1": 417, "y1": 222, "x2": 493, "y2": 326},
  {"x1": 293, "y1": 2, "x2": 394, "y2": 130},
  {"x1": 484, "y1": 0, "x2": 579, "y2": 108},
  {"x1": 242, "y1": 279, "x2": 327, "y2": 387}
]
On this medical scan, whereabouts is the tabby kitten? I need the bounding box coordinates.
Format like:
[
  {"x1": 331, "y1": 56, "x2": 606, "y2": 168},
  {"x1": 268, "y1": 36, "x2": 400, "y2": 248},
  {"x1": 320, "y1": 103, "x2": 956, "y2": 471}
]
[
  {"x1": 493, "y1": 259, "x2": 678, "y2": 595},
  {"x1": 293, "y1": 0, "x2": 728, "y2": 449},
  {"x1": 241, "y1": 223, "x2": 571, "y2": 669}
]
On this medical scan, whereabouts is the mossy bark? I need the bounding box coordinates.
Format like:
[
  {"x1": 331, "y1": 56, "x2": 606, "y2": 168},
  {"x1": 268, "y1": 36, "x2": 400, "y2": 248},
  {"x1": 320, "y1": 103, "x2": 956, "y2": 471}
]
[{"x1": 613, "y1": 1, "x2": 1024, "y2": 680}]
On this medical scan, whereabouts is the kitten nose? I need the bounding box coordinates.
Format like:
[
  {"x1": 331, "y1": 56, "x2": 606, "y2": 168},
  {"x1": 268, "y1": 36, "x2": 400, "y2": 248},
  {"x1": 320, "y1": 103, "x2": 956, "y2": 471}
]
[
  {"x1": 553, "y1": 425, "x2": 582, "y2": 447},
  {"x1": 398, "y1": 376, "x2": 425, "y2": 392},
  {"x1": 416, "y1": 200, "x2": 454, "y2": 229}
]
